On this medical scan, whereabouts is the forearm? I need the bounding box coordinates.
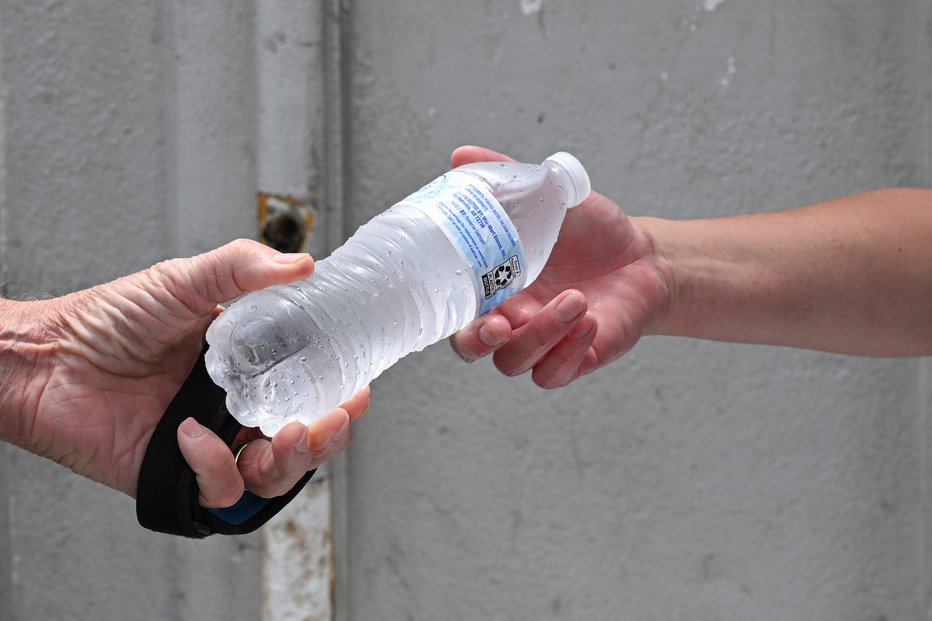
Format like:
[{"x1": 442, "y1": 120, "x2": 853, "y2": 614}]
[
  {"x1": 640, "y1": 188, "x2": 932, "y2": 356},
  {"x1": 0, "y1": 298, "x2": 57, "y2": 444}
]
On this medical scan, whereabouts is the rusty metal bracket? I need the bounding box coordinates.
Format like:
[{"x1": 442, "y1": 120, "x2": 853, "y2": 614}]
[{"x1": 257, "y1": 192, "x2": 315, "y2": 253}]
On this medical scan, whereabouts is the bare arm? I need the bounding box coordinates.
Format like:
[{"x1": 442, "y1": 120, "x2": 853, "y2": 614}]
[
  {"x1": 449, "y1": 145, "x2": 932, "y2": 386},
  {"x1": 645, "y1": 189, "x2": 932, "y2": 356}
]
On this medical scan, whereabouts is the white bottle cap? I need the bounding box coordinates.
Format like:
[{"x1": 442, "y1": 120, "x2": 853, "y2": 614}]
[{"x1": 544, "y1": 152, "x2": 591, "y2": 207}]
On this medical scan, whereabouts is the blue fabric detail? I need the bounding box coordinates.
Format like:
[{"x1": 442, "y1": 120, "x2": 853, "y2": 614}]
[{"x1": 207, "y1": 491, "x2": 271, "y2": 526}]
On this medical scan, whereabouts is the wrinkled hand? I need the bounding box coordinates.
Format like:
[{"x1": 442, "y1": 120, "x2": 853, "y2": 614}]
[
  {"x1": 17, "y1": 239, "x2": 369, "y2": 508},
  {"x1": 449, "y1": 146, "x2": 670, "y2": 387}
]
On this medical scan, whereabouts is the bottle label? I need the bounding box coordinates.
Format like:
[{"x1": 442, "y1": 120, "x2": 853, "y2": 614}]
[{"x1": 403, "y1": 170, "x2": 526, "y2": 315}]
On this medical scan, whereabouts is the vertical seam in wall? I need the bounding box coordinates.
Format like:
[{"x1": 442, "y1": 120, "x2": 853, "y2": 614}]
[
  {"x1": 324, "y1": 1, "x2": 352, "y2": 620},
  {"x1": 339, "y1": 0, "x2": 353, "y2": 251},
  {"x1": 322, "y1": 0, "x2": 350, "y2": 256}
]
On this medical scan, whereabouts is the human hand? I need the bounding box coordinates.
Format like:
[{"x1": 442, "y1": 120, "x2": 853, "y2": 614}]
[
  {"x1": 449, "y1": 146, "x2": 671, "y2": 387},
  {"x1": 4, "y1": 239, "x2": 369, "y2": 509}
]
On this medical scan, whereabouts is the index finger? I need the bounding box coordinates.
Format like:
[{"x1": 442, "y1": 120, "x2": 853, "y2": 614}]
[
  {"x1": 450, "y1": 145, "x2": 515, "y2": 167},
  {"x1": 491, "y1": 290, "x2": 588, "y2": 377}
]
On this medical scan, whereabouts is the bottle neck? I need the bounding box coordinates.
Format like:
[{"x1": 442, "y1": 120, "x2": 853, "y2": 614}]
[{"x1": 542, "y1": 153, "x2": 591, "y2": 207}]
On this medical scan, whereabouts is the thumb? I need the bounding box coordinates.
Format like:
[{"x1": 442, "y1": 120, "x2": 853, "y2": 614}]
[
  {"x1": 154, "y1": 239, "x2": 315, "y2": 313},
  {"x1": 176, "y1": 417, "x2": 245, "y2": 509}
]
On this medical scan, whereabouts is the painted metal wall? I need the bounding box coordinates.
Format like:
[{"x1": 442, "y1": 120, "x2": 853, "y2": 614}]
[{"x1": 0, "y1": 1, "x2": 930, "y2": 620}]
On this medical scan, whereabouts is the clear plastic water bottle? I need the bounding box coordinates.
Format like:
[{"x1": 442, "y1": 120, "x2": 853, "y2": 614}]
[{"x1": 205, "y1": 152, "x2": 591, "y2": 435}]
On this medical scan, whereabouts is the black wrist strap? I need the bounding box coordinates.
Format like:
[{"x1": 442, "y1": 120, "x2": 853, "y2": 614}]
[{"x1": 136, "y1": 345, "x2": 313, "y2": 538}]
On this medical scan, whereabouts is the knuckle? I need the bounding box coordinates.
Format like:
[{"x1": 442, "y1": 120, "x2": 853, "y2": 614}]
[{"x1": 227, "y1": 237, "x2": 260, "y2": 255}]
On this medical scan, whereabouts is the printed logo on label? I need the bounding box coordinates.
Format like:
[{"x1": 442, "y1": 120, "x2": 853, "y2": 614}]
[
  {"x1": 482, "y1": 256, "x2": 522, "y2": 299},
  {"x1": 403, "y1": 170, "x2": 526, "y2": 315}
]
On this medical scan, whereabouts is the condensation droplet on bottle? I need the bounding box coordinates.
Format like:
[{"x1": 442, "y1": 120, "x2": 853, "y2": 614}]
[{"x1": 249, "y1": 306, "x2": 258, "y2": 312}]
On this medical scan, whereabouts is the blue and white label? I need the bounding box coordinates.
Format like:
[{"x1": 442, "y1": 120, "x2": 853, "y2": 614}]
[{"x1": 404, "y1": 170, "x2": 526, "y2": 315}]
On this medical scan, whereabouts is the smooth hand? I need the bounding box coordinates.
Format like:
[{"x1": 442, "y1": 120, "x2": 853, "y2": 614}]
[
  {"x1": 449, "y1": 146, "x2": 670, "y2": 387},
  {"x1": 7, "y1": 239, "x2": 369, "y2": 508}
]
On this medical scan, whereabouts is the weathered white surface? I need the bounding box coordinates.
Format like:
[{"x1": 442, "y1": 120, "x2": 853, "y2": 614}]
[
  {"x1": 255, "y1": 4, "x2": 339, "y2": 619},
  {"x1": 263, "y1": 478, "x2": 333, "y2": 621}
]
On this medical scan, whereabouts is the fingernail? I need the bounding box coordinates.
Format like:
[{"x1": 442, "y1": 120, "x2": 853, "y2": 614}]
[
  {"x1": 180, "y1": 417, "x2": 206, "y2": 439},
  {"x1": 554, "y1": 294, "x2": 585, "y2": 324},
  {"x1": 273, "y1": 252, "x2": 310, "y2": 265},
  {"x1": 293, "y1": 425, "x2": 309, "y2": 454},
  {"x1": 478, "y1": 323, "x2": 507, "y2": 347}
]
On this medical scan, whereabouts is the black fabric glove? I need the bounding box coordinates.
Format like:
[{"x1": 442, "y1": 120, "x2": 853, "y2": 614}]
[{"x1": 136, "y1": 346, "x2": 313, "y2": 538}]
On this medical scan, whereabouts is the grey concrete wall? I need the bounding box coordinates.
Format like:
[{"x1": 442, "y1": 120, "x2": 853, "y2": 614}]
[
  {"x1": 0, "y1": 1, "x2": 264, "y2": 619},
  {"x1": 345, "y1": 1, "x2": 932, "y2": 620},
  {"x1": 0, "y1": 1, "x2": 930, "y2": 620}
]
